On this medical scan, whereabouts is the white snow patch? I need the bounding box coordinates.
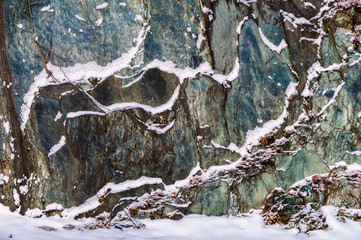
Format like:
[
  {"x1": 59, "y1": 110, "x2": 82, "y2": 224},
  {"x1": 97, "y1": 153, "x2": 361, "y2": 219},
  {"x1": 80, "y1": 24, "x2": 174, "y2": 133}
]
[
  {"x1": 304, "y1": 1, "x2": 316, "y2": 9},
  {"x1": 25, "y1": 208, "x2": 43, "y2": 218},
  {"x1": 0, "y1": 174, "x2": 9, "y2": 185},
  {"x1": 259, "y1": 28, "x2": 288, "y2": 54},
  {"x1": 54, "y1": 112, "x2": 62, "y2": 121},
  {"x1": 135, "y1": 15, "x2": 143, "y2": 22},
  {"x1": 196, "y1": 33, "x2": 206, "y2": 49},
  {"x1": 237, "y1": 0, "x2": 257, "y2": 7},
  {"x1": 46, "y1": 203, "x2": 64, "y2": 212},
  {"x1": 67, "y1": 85, "x2": 180, "y2": 118},
  {"x1": 280, "y1": 10, "x2": 312, "y2": 28},
  {"x1": 75, "y1": 15, "x2": 86, "y2": 21},
  {"x1": 13, "y1": 189, "x2": 20, "y2": 207},
  {"x1": 147, "y1": 119, "x2": 176, "y2": 134},
  {"x1": 17, "y1": 24, "x2": 24, "y2": 29},
  {"x1": 0, "y1": 204, "x2": 361, "y2": 240},
  {"x1": 96, "y1": 3, "x2": 109, "y2": 9},
  {"x1": 330, "y1": 161, "x2": 361, "y2": 171},
  {"x1": 316, "y1": 81, "x2": 345, "y2": 117},
  {"x1": 19, "y1": 185, "x2": 28, "y2": 195},
  {"x1": 236, "y1": 16, "x2": 249, "y2": 34},
  {"x1": 302, "y1": 61, "x2": 345, "y2": 98},
  {"x1": 48, "y1": 136, "x2": 66, "y2": 157},
  {"x1": 212, "y1": 58, "x2": 240, "y2": 85},
  {"x1": 241, "y1": 82, "x2": 298, "y2": 154},
  {"x1": 20, "y1": 23, "x2": 150, "y2": 130},
  {"x1": 95, "y1": 18, "x2": 103, "y2": 26},
  {"x1": 346, "y1": 151, "x2": 361, "y2": 157}
]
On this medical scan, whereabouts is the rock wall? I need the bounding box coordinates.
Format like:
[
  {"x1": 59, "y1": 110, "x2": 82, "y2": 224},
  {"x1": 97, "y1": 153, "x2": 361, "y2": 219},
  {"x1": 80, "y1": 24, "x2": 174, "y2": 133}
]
[{"x1": 0, "y1": 0, "x2": 360, "y2": 220}]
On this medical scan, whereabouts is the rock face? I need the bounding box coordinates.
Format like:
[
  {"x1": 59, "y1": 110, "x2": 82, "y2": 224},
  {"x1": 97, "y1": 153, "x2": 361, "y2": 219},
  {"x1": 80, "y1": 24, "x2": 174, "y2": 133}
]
[{"x1": 0, "y1": 0, "x2": 360, "y2": 228}]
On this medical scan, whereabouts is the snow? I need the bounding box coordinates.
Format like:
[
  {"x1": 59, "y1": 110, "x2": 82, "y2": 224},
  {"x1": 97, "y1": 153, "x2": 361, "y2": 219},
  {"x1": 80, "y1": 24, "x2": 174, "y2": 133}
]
[
  {"x1": 48, "y1": 136, "x2": 66, "y2": 157},
  {"x1": 67, "y1": 111, "x2": 105, "y2": 119},
  {"x1": 196, "y1": 33, "x2": 206, "y2": 49},
  {"x1": 212, "y1": 58, "x2": 240, "y2": 85},
  {"x1": 54, "y1": 112, "x2": 62, "y2": 121},
  {"x1": 237, "y1": 0, "x2": 257, "y2": 7},
  {"x1": 280, "y1": 10, "x2": 312, "y2": 28},
  {"x1": 146, "y1": 119, "x2": 176, "y2": 134},
  {"x1": 61, "y1": 176, "x2": 163, "y2": 218},
  {"x1": 302, "y1": 61, "x2": 346, "y2": 98},
  {"x1": 40, "y1": 5, "x2": 54, "y2": 13},
  {"x1": 259, "y1": 28, "x2": 288, "y2": 54},
  {"x1": 316, "y1": 81, "x2": 345, "y2": 117},
  {"x1": 240, "y1": 81, "x2": 298, "y2": 154},
  {"x1": 25, "y1": 208, "x2": 43, "y2": 218},
  {"x1": 121, "y1": 72, "x2": 146, "y2": 88},
  {"x1": 45, "y1": 203, "x2": 64, "y2": 212},
  {"x1": 106, "y1": 85, "x2": 180, "y2": 115},
  {"x1": 0, "y1": 174, "x2": 9, "y2": 185},
  {"x1": 95, "y1": 18, "x2": 103, "y2": 27},
  {"x1": 19, "y1": 185, "x2": 28, "y2": 195},
  {"x1": 0, "y1": 204, "x2": 360, "y2": 240},
  {"x1": 17, "y1": 24, "x2": 24, "y2": 29},
  {"x1": 75, "y1": 15, "x2": 86, "y2": 21},
  {"x1": 3, "y1": 121, "x2": 10, "y2": 134},
  {"x1": 346, "y1": 151, "x2": 361, "y2": 157},
  {"x1": 331, "y1": 161, "x2": 361, "y2": 171},
  {"x1": 200, "y1": 6, "x2": 212, "y2": 15},
  {"x1": 162, "y1": 162, "x2": 202, "y2": 194},
  {"x1": 236, "y1": 16, "x2": 249, "y2": 34},
  {"x1": 304, "y1": 1, "x2": 316, "y2": 9},
  {"x1": 20, "y1": 23, "x2": 150, "y2": 130},
  {"x1": 135, "y1": 15, "x2": 143, "y2": 22},
  {"x1": 13, "y1": 189, "x2": 20, "y2": 207},
  {"x1": 20, "y1": 21, "x2": 242, "y2": 130},
  {"x1": 96, "y1": 3, "x2": 109, "y2": 10}
]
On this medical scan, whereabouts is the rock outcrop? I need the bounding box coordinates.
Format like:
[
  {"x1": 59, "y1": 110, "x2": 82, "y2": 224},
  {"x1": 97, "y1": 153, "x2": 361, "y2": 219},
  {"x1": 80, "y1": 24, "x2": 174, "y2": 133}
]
[{"x1": 0, "y1": 0, "x2": 360, "y2": 229}]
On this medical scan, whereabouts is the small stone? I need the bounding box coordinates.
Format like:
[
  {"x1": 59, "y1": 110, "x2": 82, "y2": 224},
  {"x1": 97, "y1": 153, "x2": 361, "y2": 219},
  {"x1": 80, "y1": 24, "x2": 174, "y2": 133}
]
[
  {"x1": 63, "y1": 224, "x2": 75, "y2": 230},
  {"x1": 39, "y1": 226, "x2": 57, "y2": 231}
]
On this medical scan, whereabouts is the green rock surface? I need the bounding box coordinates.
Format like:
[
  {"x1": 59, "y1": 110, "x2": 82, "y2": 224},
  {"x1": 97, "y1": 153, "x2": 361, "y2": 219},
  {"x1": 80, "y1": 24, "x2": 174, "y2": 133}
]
[{"x1": 0, "y1": 0, "x2": 360, "y2": 221}]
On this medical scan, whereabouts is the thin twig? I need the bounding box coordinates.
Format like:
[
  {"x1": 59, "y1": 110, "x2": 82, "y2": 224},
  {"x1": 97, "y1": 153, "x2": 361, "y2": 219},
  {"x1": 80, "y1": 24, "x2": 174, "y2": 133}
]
[{"x1": 123, "y1": 209, "x2": 138, "y2": 228}]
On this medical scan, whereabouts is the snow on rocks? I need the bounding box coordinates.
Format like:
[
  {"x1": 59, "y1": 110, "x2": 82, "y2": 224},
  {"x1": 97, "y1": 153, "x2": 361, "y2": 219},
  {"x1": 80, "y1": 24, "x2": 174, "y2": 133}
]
[
  {"x1": 75, "y1": 15, "x2": 86, "y2": 21},
  {"x1": 1, "y1": 203, "x2": 360, "y2": 240},
  {"x1": 95, "y1": 18, "x2": 103, "y2": 27},
  {"x1": 40, "y1": 5, "x2": 54, "y2": 13},
  {"x1": 0, "y1": 174, "x2": 9, "y2": 185},
  {"x1": 46, "y1": 203, "x2": 64, "y2": 212},
  {"x1": 346, "y1": 151, "x2": 361, "y2": 157},
  {"x1": 20, "y1": 22, "x2": 151, "y2": 131},
  {"x1": 48, "y1": 136, "x2": 66, "y2": 157},
  {"x1": 61, "y1": 176, "x2": 163, "y2": 218},
  {"x1": 3, "y1": 121, "x2": 10, "y2": 134},
  {"x1": 96, "y1": 3, "x2": 109, "y2": 10},
  {"x1": 259, "y1": 28, "x2": 288, "y2": 54}
]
